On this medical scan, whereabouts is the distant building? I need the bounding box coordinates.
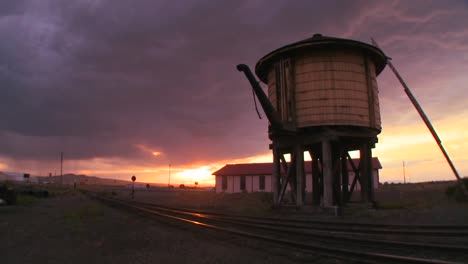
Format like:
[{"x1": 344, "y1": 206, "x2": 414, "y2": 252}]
[
  {"x1": 213, "y1": 158, "x2": 382, "y2": 194},
  {"x1": 0, "y1": 172, "x2": 9, "y2": 181},
  {"x1": 0, "y1": 172, "x2": 38, "y2": 183}
]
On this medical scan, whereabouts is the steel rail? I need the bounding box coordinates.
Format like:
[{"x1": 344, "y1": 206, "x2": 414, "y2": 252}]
[
  {"x1": 120, "y1": 197, "x2": 465, "y2": 237},
  {"x1": 110, "y1": 197, "x2": 468, "y2": 232},
  {"x1": 94, "y1": 195, "x2": 464, "y2": 264},
  {"x1": 184, "y1": 207, "x2": 468, "y2": 230},
  {"x1": 209, "y1": 215, "x2": 468, "y2": 237},
  {"x1": 113, "y1": 198, "x2": 468, "y2": 252}
]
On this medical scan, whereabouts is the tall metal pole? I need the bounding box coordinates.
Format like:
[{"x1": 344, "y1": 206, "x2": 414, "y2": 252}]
[
  {"x1": 60, "y1": 152, "x2": 63, "y2": 185},
  {"x1": 168, "y1": 164, "x2": 171, "y2": 187},
  {"x1": 372, "y1": 38, "x2": 468, "y2": 196},
  {"x1": 403, "y1": 161, "x2": 406, "y2": 184}
]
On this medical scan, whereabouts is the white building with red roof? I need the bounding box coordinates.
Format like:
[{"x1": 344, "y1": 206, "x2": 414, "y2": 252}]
[{"x1": 213, "y1": 158, "x2": 382, "y2": 194}]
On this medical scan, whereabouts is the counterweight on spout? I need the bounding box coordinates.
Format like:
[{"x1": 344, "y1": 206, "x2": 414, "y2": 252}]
[{"x1": 236, "y1": 64, "x2": 291, "y2": 132}]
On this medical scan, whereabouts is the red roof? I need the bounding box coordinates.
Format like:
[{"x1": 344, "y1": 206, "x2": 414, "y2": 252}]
[{"x1": 213, "y1": 158, "x2": 382, "y2": 176}]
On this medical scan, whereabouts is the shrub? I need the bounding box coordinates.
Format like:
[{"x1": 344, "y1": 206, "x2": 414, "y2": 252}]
[
  {"x1": 16, "y1": 194, "x2": 37, "y2": 206},
  {"x1": 445, "y1": 178, "x2": 468, "y2": 201},
  {"x1": 0, "y1": 183, "x2": 17, "y2": 205}
]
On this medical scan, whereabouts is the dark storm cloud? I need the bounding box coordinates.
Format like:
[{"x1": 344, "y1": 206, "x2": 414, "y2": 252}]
[
  {"x1": 0, "y1": 0, "x2": 364, "y2": 166},
  {"x1": 1, "y1": 0, "x2": 466, "y2": 169},
  {"x1": 0, "y1": 1, "x2": 27, "y2": 17}
]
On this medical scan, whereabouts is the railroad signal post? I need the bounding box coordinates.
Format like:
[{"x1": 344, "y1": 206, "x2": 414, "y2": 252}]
[{"x1": 131, "y1": 175, "x2": 136, "y2": 199}]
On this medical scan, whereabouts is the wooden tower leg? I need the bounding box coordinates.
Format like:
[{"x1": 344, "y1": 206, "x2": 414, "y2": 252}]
[
  {"x1": 288, "y1": 150, "x2": 296, "y2": 203},
  {"x1": 341, "y1": 151, "x2": 349, "y2": 205},
  {"x1": 273, "y1": 147, "x2": 281, "y2": 205},
  {"x1": 311, "y1": 151, "x2": 320, "y2": 205},
  {"x1": 359, "y1": 143, "x2": 373, "y2": 203},
  {"x1": 368, "y1": 144, "x2": 375, "y2": 203},
  {"x1": 322, "y1": 140, "x2": 333, "y2": 207},
  {"x1": 333, "y1": 150, "x2": 342, "y2": 206},
  {"x1": 295, "y1": 145, "x2": 305, "y2": 207}
]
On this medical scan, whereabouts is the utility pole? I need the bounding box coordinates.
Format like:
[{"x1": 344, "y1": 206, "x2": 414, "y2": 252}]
[
  {"x1": 168, "y1": 164, "x2": 171, "y2": 187},
  {"x1": 60, "y1": 152, "x2": 63, "y2": 185},
  {"x1": 403, "y1": 161, "x2": 406, "y2": 184}
]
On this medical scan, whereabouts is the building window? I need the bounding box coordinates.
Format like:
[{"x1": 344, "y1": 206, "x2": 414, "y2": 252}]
[
  {"x1": 240, "y1": 176, "x2": 246, "y2": 190},
  {"x1": 259, "y1": 175, "x2": 265, "y2": 190},
  {"x1": 222, "y1": 176, "x2": 227, "y2": 190}
]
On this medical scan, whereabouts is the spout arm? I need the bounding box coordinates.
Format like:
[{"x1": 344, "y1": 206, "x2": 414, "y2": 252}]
[{"x1": 236, "y1": 64, "x2": 284, "y2": 130}]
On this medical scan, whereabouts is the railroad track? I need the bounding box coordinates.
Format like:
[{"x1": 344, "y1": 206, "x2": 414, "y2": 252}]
[{"x1": 92, "y1": 194, "x2": 468, "y2": 264}]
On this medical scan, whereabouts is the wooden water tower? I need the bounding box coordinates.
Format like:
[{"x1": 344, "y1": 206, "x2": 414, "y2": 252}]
[{"x1": 238, "y1": 34, "x2": 387, "y2": 208}]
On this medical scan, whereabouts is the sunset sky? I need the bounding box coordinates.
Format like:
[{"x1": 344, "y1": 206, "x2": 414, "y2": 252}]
[{"x1": 1, "y1": 1, "x2": 467, "y2": 186}]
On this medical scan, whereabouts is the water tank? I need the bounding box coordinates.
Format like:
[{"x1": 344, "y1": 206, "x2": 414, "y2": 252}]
[{"x1": 255, "y1": 34, "x2": 386, "y2": 133}]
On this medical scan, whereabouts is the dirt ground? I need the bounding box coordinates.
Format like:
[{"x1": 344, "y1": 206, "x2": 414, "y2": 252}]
[
  {"x1": 2, "y1": 182, "x2": 467, "y2": 264},
  {"x1": 0, "y1": 190, "x2": 318, "y2": 264}
]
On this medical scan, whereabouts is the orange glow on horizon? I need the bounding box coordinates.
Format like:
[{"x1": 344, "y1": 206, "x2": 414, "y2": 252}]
[
  {"x1": 4, "y1": 109, "x2": 466, "y2": 186},
  {"x1": 175, "y1": 166, "x2": 214, "y2": 185}
]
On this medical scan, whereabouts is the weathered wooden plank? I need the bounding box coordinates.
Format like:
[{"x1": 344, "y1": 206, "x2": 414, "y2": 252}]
[
  {"x1": 296, "y1": 98, "x2": 370, "y2": 109},
  {"x1": 294, "y1": 70, "x2": 366, "y2": 82},
  {"x1": 296, "y1": 90, "x2": 369, "y2": 101},
  {"x1": 295, "y1": 78, "x2": 366, "y2": 88},
  {"x1": 295, "y1": 61, "x2": 365, "y2": 74}
]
